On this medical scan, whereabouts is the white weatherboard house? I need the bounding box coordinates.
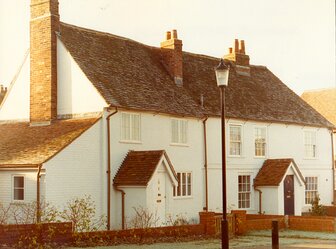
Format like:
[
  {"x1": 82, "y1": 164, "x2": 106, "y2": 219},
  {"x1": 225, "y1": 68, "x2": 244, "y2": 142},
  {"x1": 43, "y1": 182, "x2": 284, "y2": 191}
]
[{"x1": 0, "y1": 0, "x2": 334, "y2": 230}]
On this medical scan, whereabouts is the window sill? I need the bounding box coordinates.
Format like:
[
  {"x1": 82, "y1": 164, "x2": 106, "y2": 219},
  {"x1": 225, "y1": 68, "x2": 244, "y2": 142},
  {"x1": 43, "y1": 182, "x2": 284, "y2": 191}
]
[
  {"x1": 173, "y1": 196, "x2": 193, "y2": 200},
  {"x1": 303, "y1": 157, "x2": 318, "y2": 160},
  {"x1": 119, "y1": 140, "x2": 142, "y2": 144},
  {"x1": 228, "y1": 155, "x2": 243, "y2": 158},
  {"x1": 254, "y1": 156, "x2": 266, "y2": 159},
  {"x1": 170, "y1": 143, "x2": 189, "y2": 147}
]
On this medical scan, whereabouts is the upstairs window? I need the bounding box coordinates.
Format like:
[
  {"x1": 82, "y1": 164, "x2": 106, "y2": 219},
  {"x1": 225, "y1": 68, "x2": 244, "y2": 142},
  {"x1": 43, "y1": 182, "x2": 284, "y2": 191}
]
[
  {"x1": 304, "y1": 131, "x2": 316, "y2": 158},
  {"x1": 13, "y1": 176, "x2": 24, "y2": 201},
  {"x1": 305, "y1": 176, "x2": 318, "y2": 204},
  {"x1": 255, "y1": 127, "x2": 266, "y2": 157},
  {"x1": 121, "y1": 113, "x2": 141, "y2": 142},
  {"x1": 171, "y1": 119, "x2": 188, "y2": 144},
  {"x1": 173, "y1": 172, "x2": 192, "y2": 197},
  {"x1": 238, "y1": 175, "x2": 251, "y2": 208},
  {"x1": 229, "y1": 125, "x2": 242, "y2": 156}
]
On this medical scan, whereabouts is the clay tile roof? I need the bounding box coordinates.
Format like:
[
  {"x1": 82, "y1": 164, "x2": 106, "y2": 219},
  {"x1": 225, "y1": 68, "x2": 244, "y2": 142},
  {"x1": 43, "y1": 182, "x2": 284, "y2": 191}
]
[
  {"x1": 114, "y1": 150, "x2": 175, "y2": 186},
  {"x1": 59, "y1": 22, "x2": 333, "y2": 128},
  {"x1": 254, "y1": 159, "x2": 304, "y2": 187},
  {"x1": 0, "y1": 117, "x2": 99, "y2": 166},
  {"x1": 301, "y1": 88, "x2": 336, "y2": 127}
]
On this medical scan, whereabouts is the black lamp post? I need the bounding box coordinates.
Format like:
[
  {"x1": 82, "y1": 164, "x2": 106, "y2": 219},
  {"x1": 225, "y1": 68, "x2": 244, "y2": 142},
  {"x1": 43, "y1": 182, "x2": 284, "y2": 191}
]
[{"x1": 215, "y1": 58, "x2": 230, "y2": 249}]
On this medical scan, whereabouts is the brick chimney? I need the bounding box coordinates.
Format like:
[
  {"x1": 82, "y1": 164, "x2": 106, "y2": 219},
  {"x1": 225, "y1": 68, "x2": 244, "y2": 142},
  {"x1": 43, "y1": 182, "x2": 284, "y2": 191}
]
[
  {"x1": 160, "y1": 30, "x2": 183, "y2": 85},
  {"x1": 30, "y1": 0, "x2": 59, "y2": 125},
  {"x1": 224, "y1": 39, "x2": 250, "y2": 76}
]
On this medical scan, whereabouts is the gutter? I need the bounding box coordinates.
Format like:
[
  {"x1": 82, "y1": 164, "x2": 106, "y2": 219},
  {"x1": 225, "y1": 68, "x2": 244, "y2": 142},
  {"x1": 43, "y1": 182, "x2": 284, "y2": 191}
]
[
  {"x1": 114, "y1": 186, "x2": 126, "y2": 229},
  {"x1": 203, "y1": 117, "x2": 209, "y2": 211},
  {"x1": 36, "y1": 163, "x2": 43, "y2": 223},
  {"x1": 106, "y1": 108, "x2": 118, "y2": 230}
]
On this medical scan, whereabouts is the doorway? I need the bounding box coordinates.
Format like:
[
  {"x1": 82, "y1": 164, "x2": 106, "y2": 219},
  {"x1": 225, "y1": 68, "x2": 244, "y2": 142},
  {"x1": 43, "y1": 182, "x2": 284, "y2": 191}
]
[{"x1": 284, "y1": 175, "x2": 294, "y2": 215}]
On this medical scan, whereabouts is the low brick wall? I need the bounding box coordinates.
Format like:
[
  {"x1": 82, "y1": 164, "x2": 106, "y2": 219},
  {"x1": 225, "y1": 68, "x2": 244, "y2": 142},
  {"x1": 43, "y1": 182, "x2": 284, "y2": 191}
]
[
  {"x1": 289, "y1": 216, "x2": 336, "y2": 232},
  {"x1": 325, "y1": 206, "x2": 336, "y2": 217},
  {"x1": 0, "y1": 222, "x2": 73, "y2": 245},
  {"x1": 77, "y1": 224, "x2": 205, "y2": 244},
  {"x1": 246, "y1": 217, "x2": 286, "y2": 231}
]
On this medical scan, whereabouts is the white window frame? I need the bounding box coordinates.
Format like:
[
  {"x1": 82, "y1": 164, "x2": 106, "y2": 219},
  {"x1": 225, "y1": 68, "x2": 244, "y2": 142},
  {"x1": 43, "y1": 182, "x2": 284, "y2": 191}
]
[
  {"x1": 254, "y1": 126, "x2": 267, "y2": 158},
  {"x1": 12, "y1": 175, "x2": 25, "y2": 202},
  {"x1": 304, "y1": 130, "x2": 317, "y2": 159},
  {"x1": 173, "y1": 172, "x2": 192, "y2": 198},
  {"x1": 171, "y1": 118, "x2": 188, "y2": 145},
  {"x1": 120, "y1": 112, "x2": 141, "y2": 143},
  {"x1": 238, "y1": 175, "x2": 251, "y2": 209},
  {"x1": 229, "y1": 124, "x2": 243, "y2": 157},
  {"x1": 305, "y1": 176, "x2": 318, "y2": 205}
]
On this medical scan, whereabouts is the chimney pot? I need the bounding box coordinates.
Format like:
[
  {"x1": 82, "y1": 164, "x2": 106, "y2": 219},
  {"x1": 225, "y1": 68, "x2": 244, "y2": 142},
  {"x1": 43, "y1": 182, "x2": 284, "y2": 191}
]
[
  {"x1": 172, "y1": 29, "x2": 178, "y2": 39},
  {"x1": 166, "y1": 31, "x2": 171, "y2": 40},
  {"x1": 234, "y1": 39, "x2": 239, "y2": 52},
  {"x1": 240, "y1": 40, "x2": 245, "y2": 54},
  {"x1": 229, "y1": 47, "x2": 233, "y2": 54}
]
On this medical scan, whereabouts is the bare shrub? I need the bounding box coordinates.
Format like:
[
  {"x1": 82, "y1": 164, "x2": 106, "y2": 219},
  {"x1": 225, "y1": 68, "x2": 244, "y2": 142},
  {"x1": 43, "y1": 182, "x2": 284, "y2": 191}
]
[
  {"x1": 128, "y1": 206, "x2": 159, "y2": 228},
  {"x1": 59, "y1": 195, "x2": 106, "y2": 232},
  {"x1": 166, "y1": 213, "x2": 190, "y2": 226},
  {"x1": 0, "y1": 202, "x2": 10, "y2": 224}
]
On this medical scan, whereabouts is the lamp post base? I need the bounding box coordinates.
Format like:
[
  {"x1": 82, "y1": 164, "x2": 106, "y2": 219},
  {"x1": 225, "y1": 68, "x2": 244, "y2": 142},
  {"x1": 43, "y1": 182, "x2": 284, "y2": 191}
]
[{"x1": 221, "y1": 219, "x2": 229, "y2": 249}]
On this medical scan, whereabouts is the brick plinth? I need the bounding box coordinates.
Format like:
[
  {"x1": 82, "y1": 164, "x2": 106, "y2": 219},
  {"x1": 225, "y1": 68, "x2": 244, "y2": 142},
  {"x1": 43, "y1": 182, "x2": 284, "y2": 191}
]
[{"x1": 30, "y1": 0, "x2": 59, "y2": 123}]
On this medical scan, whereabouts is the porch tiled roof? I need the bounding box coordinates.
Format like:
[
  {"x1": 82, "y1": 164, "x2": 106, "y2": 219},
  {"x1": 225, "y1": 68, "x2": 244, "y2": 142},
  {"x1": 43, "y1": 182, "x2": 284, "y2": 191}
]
[
  {"x1": 254, "y1": 159, "x2": 304, "y2": 187},
  {"x1": 59, "y1": 22, "x2": 333, "y2": 128},
  {"x1": 0, "y1": 117, "x2": 99, "y2": 166},
  {"x1": 114, "y1": 150, "x2": 176, "y2": 186}
]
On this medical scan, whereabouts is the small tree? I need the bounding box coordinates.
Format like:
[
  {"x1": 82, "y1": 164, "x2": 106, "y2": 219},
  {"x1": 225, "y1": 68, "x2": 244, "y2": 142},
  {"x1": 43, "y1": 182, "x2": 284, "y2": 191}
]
[{"x1": 309, "y1": 194, "x2": 326, "y2": 216}]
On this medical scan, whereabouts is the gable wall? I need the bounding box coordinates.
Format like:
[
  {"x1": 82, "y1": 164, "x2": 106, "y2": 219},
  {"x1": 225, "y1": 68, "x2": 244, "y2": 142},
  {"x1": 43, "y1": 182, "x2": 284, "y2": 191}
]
[
  {"x1": 0, "y1": 57, "x2": 30, "y2": 121},
  {"x1": 57, "y1": 39, "x2": 108, "y2": 116}
]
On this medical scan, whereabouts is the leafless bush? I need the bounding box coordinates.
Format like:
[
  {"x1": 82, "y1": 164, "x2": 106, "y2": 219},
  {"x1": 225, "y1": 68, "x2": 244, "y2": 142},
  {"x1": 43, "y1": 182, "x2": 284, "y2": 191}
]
[
  {"x1": 59, "y1": 195, "x2": 106, "y2": 232},
  {"x1": 0, "y1": 202, "x2": 10, "y2": 224},
  {"x1": 166, "y1": 213, "x2": 190, "y2": 226},
  {"x1": 128, "y1": 206, "x2": 159, "y2": 228}
]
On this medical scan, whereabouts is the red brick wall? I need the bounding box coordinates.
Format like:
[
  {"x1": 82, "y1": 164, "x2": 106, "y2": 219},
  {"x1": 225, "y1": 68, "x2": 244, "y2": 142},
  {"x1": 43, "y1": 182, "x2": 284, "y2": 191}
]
[
  {"x1": 0, "y1": 222, "x2": 72, "y2": 245},
  {"x1": 77, "y1": 224, "x2": 205, "y2": 244},
  {"x1": 30, "y1": 0, "x2": 59, "y2": 123},
  {"x1": 289, "y1": 216, "x2": 336, "y2": 232},
  {"x1": 325, "y1": 206, "x2": 336, "y2": 217}
]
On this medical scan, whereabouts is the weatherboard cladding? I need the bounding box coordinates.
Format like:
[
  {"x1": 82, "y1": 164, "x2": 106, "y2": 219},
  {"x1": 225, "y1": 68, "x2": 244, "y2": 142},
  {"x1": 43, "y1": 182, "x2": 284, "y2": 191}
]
[
  {"x1": 59, "y1": 22, "x2": 333, "y2": 128},
  {"x1": 0, "y1": 118, "x2": 99, "y2": 166}
]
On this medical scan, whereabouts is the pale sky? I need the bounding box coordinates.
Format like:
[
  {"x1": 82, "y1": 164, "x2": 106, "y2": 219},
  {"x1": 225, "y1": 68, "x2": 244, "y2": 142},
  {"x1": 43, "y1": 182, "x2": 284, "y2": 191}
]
[{"x1": 0, "y1": 0, "x2": 335, "y2": 94}]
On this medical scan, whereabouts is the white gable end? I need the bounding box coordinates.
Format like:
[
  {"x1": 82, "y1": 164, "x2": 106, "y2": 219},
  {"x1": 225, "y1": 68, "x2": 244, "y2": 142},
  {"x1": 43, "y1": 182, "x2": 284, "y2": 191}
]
[
  {"x1": 57, "y1": 38, "x2": 108, "y2": 116},
  {"x1": 0, "y1": 52, "x2": 30, "y2": 121}
]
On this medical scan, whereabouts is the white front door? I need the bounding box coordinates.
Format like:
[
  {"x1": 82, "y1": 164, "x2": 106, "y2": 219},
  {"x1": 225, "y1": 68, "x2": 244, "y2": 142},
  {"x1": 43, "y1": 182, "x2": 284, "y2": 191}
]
[{"x1": 155, "y1": 172, "x2": 166, "y2": 225}]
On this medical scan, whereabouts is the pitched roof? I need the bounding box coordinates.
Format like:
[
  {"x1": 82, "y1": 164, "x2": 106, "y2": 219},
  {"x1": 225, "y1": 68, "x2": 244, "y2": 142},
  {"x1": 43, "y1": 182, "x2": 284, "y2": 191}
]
[
  {"x1": 58, "y1": 23, "x2": 333, "y2": 128},
  {"x1": 301, "y1": 88, "x2": 336, "y2": 127},
  {"x1": 254, "y1": 159, "x2": 305, "y2": 187},
  {"x1": 114, "y1": 150, "x2": 177, "y2": 186},
  {"x1": 0, "y1": 117, "x2": 99, "y2": 166}
]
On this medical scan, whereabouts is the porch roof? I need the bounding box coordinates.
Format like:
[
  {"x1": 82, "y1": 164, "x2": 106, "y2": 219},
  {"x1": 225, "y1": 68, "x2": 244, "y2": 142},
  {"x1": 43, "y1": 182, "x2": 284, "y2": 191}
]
[{"x1": 254, "y1": 158, "x2": 305, "y2": 187}]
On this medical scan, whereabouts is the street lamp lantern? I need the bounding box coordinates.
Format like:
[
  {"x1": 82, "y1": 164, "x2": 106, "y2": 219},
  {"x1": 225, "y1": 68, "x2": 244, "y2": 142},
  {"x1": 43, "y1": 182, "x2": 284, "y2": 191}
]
[
  {"x1": 215, "y1": 59, "x2": 230, "y2": 87},
  {"x1": 215, "y1": 58, "x2": 230, "y2": 249}
]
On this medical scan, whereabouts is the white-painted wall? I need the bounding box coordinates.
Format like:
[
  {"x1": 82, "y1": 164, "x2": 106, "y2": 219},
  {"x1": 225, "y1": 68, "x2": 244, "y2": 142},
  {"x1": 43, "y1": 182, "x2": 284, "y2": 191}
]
[
  {"x1": 57, "y1": 39, "x2": 108, "y2": 116},
  {"x1": 107, "y1": 110, "x2": 205, "y2": 229},
  {"x1": 205, "y1": 117, "x2": 333, "y2": 215},
  {"x1": 0, "y1": 170, "x2": 37, "y2": 206},
  {"x1": 0, "y1": 56, "x2": 30, "y2": 121},
  {"x1": 43, "y1": 120, "x2": 105, "y2": 219}
]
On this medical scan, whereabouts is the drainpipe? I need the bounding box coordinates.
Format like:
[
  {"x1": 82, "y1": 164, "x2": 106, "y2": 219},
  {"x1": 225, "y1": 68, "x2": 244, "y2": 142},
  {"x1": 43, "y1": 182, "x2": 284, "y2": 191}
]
[
  {"x1": 255, "y1": 187, "x2": 262, "y2": 214},
  {"x1": 114, "y1": 186, "x2": 125, "y2": 229},
  {"x1": 331, "y1": 130, "x2": 335, "y2": 205},
  {"x1": 203, "y1": 117, "x2": 209, "y2": 211},
  {"x1": 106, "y1": 108, "x2": 118, "y2": 230},
  {"x1": 36, "y1": 164, "x2": 43, "y2": 223}
]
